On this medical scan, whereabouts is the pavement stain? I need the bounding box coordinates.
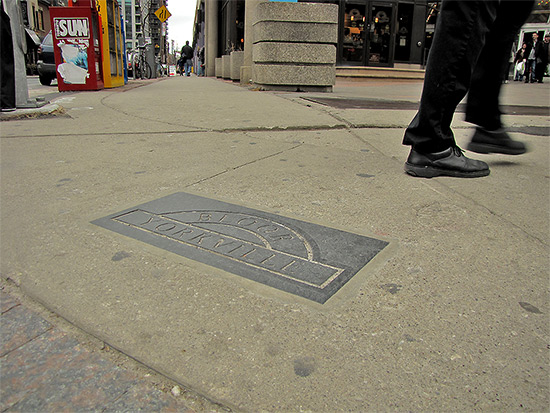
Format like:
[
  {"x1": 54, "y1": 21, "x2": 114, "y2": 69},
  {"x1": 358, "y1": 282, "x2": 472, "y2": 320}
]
[
  {"x1": 111, "y1": 251, "x2": 132, "y2": 262},
  {"x1": 56, "y1": 178, "x2": 72, "y2": 187},
  {"x1": 380, "y1": 283, "x2": 403, "y2": 294},
  {"x1": 519, "y1": 302, "x2": 542, "y2": 314},
  {"x1": 293, "y1": 356, "x2": 316, "y2": 377}
]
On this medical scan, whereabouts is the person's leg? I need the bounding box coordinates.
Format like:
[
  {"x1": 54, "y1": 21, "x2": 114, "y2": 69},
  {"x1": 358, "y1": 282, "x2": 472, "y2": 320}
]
[
  {"x1": 402, "y1": 1, "x2": 503, "y2": 178},
  {"x1": 519, "y1": 62, "x2": 525, "y2": 82},
  {"x1": 535, "y1": 61, "x2": 544, "y2": 82},
  {"x1": 466, "y1": 1, "x2": 533, "y2": 129},
  {"x1": 465, "y1": 0, "x2": 534, "y2": 154},
  {"x1": 524, "y1": 59, "x2": 531, "y2": 82},
  {"x1": 403, "y1": 0, "x2": 500, "y2": 153}
]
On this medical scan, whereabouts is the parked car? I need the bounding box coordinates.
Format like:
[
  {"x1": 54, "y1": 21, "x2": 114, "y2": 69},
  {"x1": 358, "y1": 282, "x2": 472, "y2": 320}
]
[{"x1": 37, "y1": 31, "x2": 56, "y2": 86}]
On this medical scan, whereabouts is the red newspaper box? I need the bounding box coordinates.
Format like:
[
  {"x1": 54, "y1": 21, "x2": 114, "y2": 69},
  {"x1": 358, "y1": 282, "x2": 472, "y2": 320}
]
[{"x1": 50, "y1": 6, "x2": 104, "y2": 91}]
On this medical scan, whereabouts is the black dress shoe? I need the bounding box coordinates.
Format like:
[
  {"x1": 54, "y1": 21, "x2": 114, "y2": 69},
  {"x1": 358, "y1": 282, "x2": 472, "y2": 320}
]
[
  {"x1": 467, "y1": 127, "x2": 527, "y2": 155},
  {"x1": 405, "y1": 146, "x2": 490, "y2": 178}
]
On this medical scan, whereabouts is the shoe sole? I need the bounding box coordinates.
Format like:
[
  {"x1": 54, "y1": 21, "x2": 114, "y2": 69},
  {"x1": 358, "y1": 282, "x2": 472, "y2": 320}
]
[
  {"x1": 404, "y1": 163, "x2": 490, "y2": 178},
  {"x1": 467, "y1": 142, "x2": 526, "y2": 155}
]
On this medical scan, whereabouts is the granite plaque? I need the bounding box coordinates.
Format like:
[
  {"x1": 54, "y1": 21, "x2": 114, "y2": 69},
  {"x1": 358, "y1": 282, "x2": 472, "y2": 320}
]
[{"x1": 92, "y1": 192, "x2": 388, "y2": 303}]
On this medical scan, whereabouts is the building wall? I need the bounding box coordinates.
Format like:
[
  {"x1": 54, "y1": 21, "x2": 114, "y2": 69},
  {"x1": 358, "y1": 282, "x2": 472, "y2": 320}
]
[
  {"x1": 192, "y1": 0, "x2": 206, "y2": 74},
  {"x1": 194, "y1": 0, "x2": 549, "y2": 75},
  {"x1": 196, "y1": 0, "x2": 429, "y2": 72}
]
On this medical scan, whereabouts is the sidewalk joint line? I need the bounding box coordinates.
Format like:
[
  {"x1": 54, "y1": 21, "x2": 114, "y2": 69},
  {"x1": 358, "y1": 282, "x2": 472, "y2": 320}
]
[{"x1": 184, "y1": 143, "x2": 303, "y2": 187}]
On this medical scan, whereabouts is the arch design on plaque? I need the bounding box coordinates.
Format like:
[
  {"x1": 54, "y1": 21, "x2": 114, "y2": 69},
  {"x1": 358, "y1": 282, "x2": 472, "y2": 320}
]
[{"x1": 113, "y1": 209, "x2": 344, "y2": 290}]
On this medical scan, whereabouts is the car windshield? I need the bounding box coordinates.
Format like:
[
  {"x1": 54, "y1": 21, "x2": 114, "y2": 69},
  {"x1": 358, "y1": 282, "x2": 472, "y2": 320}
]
[{"x1": 42, "y1": 31, "x2": 52, "y2": 46}]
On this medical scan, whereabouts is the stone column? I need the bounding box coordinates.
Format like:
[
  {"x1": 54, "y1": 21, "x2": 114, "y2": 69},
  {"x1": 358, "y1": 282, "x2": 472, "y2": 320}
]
[
  {"x1": 241, "y1": 0, "x2": 262, "y2": 84},
  {"x1": 252, "y1": 1, "x2": 338, "y2": 92},
  {"x1": 205, "y1": 0, "x2": 218, "y2": 77}
]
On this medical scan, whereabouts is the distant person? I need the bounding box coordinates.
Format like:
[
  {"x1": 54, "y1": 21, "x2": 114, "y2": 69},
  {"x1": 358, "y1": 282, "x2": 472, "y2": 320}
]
[
  {"x1": 543, "y1": 34, "x2": 550, "y2": 79},
  {"x1": 513, "y1": 43, "x2": 527, "y2": 81},
  {"x1": 534, "y1": 34, "x2": 549, "y2": 83},
  {"x1": 181, "y1": 41, "x2": 193, "y2": 77},
  {"x1": 177, "y1": 55, "x2": 184, "y2": 76},
  {"x1": 402, "y1": 0, "x2": 534, "y2": 178},
  {"x1": 198, "y1": 46, "x2": 205, "y2": 76},
  {"x1": 524, "y1": 33, "x2": 540, "y2": 83}
]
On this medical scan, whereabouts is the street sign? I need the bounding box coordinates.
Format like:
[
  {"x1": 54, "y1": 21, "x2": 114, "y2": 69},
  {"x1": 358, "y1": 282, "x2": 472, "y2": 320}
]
[{"x1": 154, "y1": 5, "x2": 171, "y2": 23}]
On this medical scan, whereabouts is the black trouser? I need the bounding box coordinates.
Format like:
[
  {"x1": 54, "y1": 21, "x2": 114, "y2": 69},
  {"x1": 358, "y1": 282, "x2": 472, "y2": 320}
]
[
  {"x1": 403, "y1": 0, "x2": 534, "y2": 153},
  {"x1": 535, "y1": 60, "x2": 546, "y2": 82},
  {"x1": 0, "y1": 2, "x2": 15, "y2": 110}
]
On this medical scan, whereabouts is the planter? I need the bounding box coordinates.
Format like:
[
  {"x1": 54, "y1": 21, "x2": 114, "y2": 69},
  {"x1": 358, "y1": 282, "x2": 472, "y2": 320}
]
[
  {"x1": 230, "y1": 51, "x2": 244, "y2": 81},
  {"x1": 222, "y1": 55, "x2": 231, "y2": 79},
  {"x1": 215, "y1": 57, "x2": 222, "y2": 78}
]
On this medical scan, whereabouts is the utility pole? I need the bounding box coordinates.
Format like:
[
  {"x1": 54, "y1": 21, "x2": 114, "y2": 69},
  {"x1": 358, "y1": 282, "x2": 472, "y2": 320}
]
[{"x1": 139, "y1": 0, "x2": 156, "y2": 77}]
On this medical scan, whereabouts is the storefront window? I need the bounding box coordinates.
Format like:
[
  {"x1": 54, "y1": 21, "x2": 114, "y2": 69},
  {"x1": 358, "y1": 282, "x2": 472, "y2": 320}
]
[
  {"x1": 342, "y1": 3, "x2": 366, "y2": 63},
  {"x1": 220, "y1": 0, "x2": 245, "y2": 55},
  {"x1": 395, "y1": 2, "x2": 413, "y2": 61},
  {"x1": 368, "y1": 3, "x2": 393, "y2": 64},
  {"x1": 303, "y1": 0, "x2": 429, "y2": 67}
]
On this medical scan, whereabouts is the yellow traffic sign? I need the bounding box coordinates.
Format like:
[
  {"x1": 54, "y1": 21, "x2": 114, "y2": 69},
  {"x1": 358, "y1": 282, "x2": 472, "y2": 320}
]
[{"x1": 154, "y1": 5, "x2": 171, "y2": 22}]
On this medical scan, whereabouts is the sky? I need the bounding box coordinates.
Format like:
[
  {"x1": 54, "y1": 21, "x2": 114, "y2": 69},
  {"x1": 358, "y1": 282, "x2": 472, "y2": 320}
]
[{"x1": 165, "y1": 0, "x2": 197, "y2": 52}]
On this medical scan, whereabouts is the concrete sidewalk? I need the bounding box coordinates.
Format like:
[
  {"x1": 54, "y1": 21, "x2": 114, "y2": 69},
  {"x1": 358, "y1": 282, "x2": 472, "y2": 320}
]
[{"x1": 1, "y1": 76, "x2": 549, "y2": 411}]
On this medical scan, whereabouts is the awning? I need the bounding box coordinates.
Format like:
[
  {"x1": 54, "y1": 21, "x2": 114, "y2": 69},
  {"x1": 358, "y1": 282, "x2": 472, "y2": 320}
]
[{"x1": 25, "y1": 28, "x2": 41, "y2": 47}]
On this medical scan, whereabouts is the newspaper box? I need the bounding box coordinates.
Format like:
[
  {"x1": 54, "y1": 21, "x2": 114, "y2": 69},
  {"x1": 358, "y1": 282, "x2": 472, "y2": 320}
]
[{"x1": 49, "y1": 6, "x2": 104, "y2": 91}]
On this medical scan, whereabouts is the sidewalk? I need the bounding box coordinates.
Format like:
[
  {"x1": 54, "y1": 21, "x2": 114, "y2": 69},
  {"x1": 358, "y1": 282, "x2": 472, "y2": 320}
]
[{"x1": 1, "y1": 75, "x2": 549, "y2": 411}]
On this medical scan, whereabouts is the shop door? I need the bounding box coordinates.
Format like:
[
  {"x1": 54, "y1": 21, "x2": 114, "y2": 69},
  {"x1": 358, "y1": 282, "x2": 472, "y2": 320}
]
[
  {"x1": 341, "y1": 2, "x2": 367, "y2": 65},
  {"x1": 339, "y1": 1, "x2": 395, "y2": 67},
  {"x1": 366, "y1": 2, "x2": 395, "y2": 66}
]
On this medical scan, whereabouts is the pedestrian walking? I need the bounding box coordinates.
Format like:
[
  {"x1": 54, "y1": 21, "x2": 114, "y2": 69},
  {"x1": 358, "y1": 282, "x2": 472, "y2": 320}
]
[
  {"x1": 181, "y1": 41, "x2": 193, "y2": 77},
  {"x1": 402, "y1": 0, "x2": 534, "y2": 178},
  {"x1": 524, "y1": 32, "x2": 540, "y2": 83},
  {"x1": 543, "y1": 34, "x2": 550, "y2": 79},
  {"x1": 198, "y1": 46, "x2": 205, "y2": 76},
  {"x1": 177, "y1": 56, "x2": 184, "y2": 75},
  {"x1": 534, "y1": 33, "x2": 549, "y2": 83}
]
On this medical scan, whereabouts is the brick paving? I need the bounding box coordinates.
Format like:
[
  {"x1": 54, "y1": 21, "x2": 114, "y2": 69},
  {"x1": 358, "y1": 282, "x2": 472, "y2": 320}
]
[{"x1": 0, "y1": 291, "x2": 197, "y2": 412}]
